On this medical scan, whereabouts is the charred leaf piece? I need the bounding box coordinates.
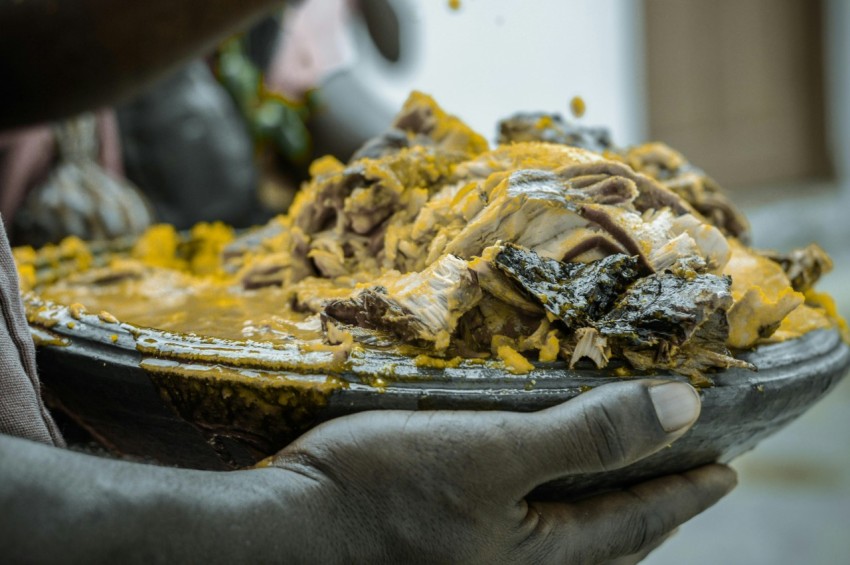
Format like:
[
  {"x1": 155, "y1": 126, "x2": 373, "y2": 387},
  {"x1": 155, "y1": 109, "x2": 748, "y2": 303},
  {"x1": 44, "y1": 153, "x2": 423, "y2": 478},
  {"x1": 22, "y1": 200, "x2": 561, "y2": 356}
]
[
  {"x1": 620, "y1": 308, "x2": 752, "y2": 384},
  {"x1": 598, "y1": 273, "x2": 733, "y2": 347},
  {"x1": 493, "y1": 244, "x2": 641, "y2": 330}
]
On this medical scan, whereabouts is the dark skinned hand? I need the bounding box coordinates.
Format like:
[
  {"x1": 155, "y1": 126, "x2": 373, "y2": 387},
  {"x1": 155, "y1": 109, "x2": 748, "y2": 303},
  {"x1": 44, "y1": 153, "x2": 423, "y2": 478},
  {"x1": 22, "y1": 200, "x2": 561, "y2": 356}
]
[
  {"x1": 0, "y1": 379, "x2": 734, "y2": 563},
  {"x1": 268, "y1": 378, "x2": 736, "y2": 563}
]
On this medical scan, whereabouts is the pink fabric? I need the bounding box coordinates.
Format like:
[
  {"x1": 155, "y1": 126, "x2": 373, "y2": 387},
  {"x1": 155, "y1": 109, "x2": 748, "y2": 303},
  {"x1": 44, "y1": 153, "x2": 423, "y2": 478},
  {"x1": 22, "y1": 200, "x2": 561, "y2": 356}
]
[
  {"x1": 266, "y1": 0, "x2": 357, "y2": 99},
  {"x1": 0, "y1": 110, "x2": 124, "y2": 227},
  {"x1": 96, "y1": 110, "x2": 124, "y2": 178},
  {"x1": 0, "y1": 125, "x2": 53, "y2": 227}
]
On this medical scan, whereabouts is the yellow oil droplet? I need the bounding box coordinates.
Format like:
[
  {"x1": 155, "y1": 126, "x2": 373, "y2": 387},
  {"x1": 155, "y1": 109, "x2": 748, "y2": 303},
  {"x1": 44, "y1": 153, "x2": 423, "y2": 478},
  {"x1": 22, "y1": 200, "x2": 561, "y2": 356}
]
[
  {"x1": 570, "y1": 96, "x2": 586, "y2": 118},
  {"x1": 99, "y1": 310, "x2": 119, "y2": 324},
  {"x1": 448, "y1": 0, "x2": 461, "y2": 10},
  {"x1": 69, "y1": 302, "x2": 86, "y2": 320}
]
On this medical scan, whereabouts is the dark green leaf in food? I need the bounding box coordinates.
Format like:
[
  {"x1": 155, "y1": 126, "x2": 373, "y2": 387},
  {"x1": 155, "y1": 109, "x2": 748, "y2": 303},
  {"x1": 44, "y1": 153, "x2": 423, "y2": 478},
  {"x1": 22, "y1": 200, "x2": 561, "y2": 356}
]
[
  {"x1": 493, "y1": 244, "x2": 641, "y2": 330},
  {"x1": 598, "y1": 273, "x2": 733, "y2": 347}
]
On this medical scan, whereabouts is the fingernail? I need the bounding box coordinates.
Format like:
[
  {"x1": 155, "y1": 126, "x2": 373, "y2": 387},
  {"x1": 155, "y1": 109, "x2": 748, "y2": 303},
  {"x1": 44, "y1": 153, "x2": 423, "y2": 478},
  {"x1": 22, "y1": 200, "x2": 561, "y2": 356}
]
[{"x1": 649, "y1": 382, "x2": 701, "y2": 432}]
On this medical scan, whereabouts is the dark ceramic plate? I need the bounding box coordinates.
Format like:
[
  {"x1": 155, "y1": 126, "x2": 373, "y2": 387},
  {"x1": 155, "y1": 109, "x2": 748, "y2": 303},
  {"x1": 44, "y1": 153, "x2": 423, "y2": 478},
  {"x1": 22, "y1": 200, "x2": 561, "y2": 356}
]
[{"x1": 26, "y1": 294, "x2": 850, "y2": 498}]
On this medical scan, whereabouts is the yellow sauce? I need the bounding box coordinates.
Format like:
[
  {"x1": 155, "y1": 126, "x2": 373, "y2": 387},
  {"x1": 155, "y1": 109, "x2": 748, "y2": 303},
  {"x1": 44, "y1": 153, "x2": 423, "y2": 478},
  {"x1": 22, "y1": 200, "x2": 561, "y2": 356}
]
[
  {"x1": 569, "y1": 96, "x2": 586, "y2": 118},
  {"x1": 414, "y1": 354, "x2": 464, "y2": 369},
  {"x1": 497, "y1": 345, "x2": 534, "y2": 374},
  {"x1": 722, "y1": 239, "x2": 834, "y2": 347}
]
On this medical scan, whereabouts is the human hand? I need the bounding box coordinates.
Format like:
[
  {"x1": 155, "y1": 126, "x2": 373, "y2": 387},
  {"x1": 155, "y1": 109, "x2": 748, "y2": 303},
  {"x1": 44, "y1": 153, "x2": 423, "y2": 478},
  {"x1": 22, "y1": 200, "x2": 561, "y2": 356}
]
[{"x1": 269, "y1": 379, "x2": 736, "y2": 563}]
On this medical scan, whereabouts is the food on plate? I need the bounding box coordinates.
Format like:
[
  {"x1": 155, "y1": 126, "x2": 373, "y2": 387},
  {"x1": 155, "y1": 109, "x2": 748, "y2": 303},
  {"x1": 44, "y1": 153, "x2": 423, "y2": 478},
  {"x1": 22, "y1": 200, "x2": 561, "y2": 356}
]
[{"x1": 19, "y1": 93, "x2": 845, "y2": 385}]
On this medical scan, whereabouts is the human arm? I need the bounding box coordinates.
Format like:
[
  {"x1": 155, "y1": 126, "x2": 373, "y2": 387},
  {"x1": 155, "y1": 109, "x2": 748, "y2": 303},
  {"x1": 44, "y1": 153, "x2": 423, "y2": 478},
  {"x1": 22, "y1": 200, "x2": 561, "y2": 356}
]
[
  {"x1": 0, "y1": 0, "x2": 282, "y2": 129},
  {"x1": 0, "y1": 379, "x2": 735, "y2": 563}
]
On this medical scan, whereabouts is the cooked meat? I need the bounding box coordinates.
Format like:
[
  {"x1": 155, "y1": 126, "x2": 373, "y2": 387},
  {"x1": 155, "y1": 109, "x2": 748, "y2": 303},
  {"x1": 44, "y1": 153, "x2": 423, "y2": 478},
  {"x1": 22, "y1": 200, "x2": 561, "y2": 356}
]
[
  {"x1": 622, "y1": 342, "x2": 754, "y2": 385},
  {"x1": 323, "y1": 254, "x2": 482, "y2": 351},
  {"x1": 726, "y1": 287, "x2": 803, "y2": 349},
  {"x1": 353, "y1": 91, "x2": 490, "y2": 162},
  {"x1": 219, "y1": 94, "x2": 814, "y2": 379},
  {"x1": 468, "y1": 247, "x2": 543, "y2": 314},
  {"x1": 722, "y1": 239, "x2": 808, "y2": 349},
  {"x1": 663, "y1": 172, "x2": 751, "y2": 242},
  {"x1": 439, "y1": 165, "x2": 720, "y2": 274},
  {"x1": 319, "y1": 317, "x2": 400, "y2": 348},
  {"x1": 498, "y1": 110, "x2": 751, "y2": 242},
  {"x1": 557, "y1": 160, "x2": 696, "y2": 217},
  {"x1": 498, "y1": 112, "x2": 613, "y2": 153},
  {"x1": 622, "y1": 142, "x2": 751, "y2": 241},
  {"x1": 619, "y1": 306, "x2": 753, "y2": 383},
  {"x1": 667, "y1": 213, "x2": 731, "y2": 274},
  {"x1": 761, "y1": 243, "x2": 833, "y2": 293},
  {"x1": 350, "y1": 128, "x2": 417, "y2": 161},
  {"x1": 224, "y1": 96, "x2": 770, "y2": 377},
  {"x1": 455, "y1": 293, "x2": 546, "y2": 354},
  {"x1": 444, "y1": 169, "x2": 599, "y2": 261},
  {"x1": 570, "y1": 327, "x2": 610, "y2": 369}
]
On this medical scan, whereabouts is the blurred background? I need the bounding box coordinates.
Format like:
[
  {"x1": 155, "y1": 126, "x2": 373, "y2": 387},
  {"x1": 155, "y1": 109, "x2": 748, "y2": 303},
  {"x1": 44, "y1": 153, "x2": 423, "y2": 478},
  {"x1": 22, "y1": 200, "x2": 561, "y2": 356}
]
[{"x1": 3, "y1": 1, "x2": 848, "y2": 562}]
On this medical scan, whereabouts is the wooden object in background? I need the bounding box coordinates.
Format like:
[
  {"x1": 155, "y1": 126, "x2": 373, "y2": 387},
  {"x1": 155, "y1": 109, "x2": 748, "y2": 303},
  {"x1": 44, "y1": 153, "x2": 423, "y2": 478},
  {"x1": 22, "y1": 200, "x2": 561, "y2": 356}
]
[{"x1": 644, "y1": 0, "x2": 831, "y2": 189}]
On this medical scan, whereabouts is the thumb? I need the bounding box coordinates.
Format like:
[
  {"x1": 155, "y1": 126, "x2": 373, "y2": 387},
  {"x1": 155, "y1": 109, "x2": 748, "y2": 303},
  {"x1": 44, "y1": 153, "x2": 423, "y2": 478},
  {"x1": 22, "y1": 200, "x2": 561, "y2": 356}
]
[{"x1": 505, "y1": 379, "x2": 701, "y2": 494}]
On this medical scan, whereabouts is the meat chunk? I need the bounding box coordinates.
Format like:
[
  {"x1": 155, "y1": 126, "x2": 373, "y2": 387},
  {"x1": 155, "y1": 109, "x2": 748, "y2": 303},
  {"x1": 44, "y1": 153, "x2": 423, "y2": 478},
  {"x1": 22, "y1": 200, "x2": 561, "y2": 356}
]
[
  {"x1": 761, "y1": 243, "x2": 833, "y2": 293},
  {"x1": 496, "y1": 107, "x2": 751, "y2": 242},
  {"x1": 557, "y1": 160, "x2": 695, "y2": 217},
  {"x1": 323, "y1": 254, "x2": 482, "y2": 351},
  {"x1": 352, "y1": 91, "x2": 490, "y2": 161},
  {"x1": 444, "y1": 169, "x2": 595, "y2": 260},
  {"x1": 570, "y1": 327, "x2": 610, "y2": 369},
  {"x1": 468, "y1": 246, "x2": 543, "y2": 314},
  {"x1": 622, "y1": 142, "x2": 751, "y2": 241},
  {"x1": 497, "y1": 112, "x2": 613, "y2": 153},
  {"x1": 440, "y1": 166, "x2": 708, "y2": 273},
  {"x1": 723, "y1": 240, "x2": 806, "y2": 348}
]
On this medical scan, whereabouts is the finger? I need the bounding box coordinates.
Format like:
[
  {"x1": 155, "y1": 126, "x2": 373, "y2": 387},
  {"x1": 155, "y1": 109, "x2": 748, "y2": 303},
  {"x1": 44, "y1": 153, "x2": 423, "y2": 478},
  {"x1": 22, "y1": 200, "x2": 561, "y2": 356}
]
[
  {"x1": 505, "y1": 379, "x2": 702, "y2": 491},
  {"x1": 600, "y1": 528, "x2": 677, "y2": 565},
  {"x1": 516, "y1": 464, "x2": 736, "y2": 564}
]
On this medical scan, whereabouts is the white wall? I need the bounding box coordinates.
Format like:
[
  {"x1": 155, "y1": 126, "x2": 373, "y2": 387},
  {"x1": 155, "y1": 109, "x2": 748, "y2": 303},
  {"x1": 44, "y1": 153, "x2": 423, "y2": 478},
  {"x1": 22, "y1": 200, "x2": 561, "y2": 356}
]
[{"x1": 358, "y1": 0, "x2": 647, "y2": 146}]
